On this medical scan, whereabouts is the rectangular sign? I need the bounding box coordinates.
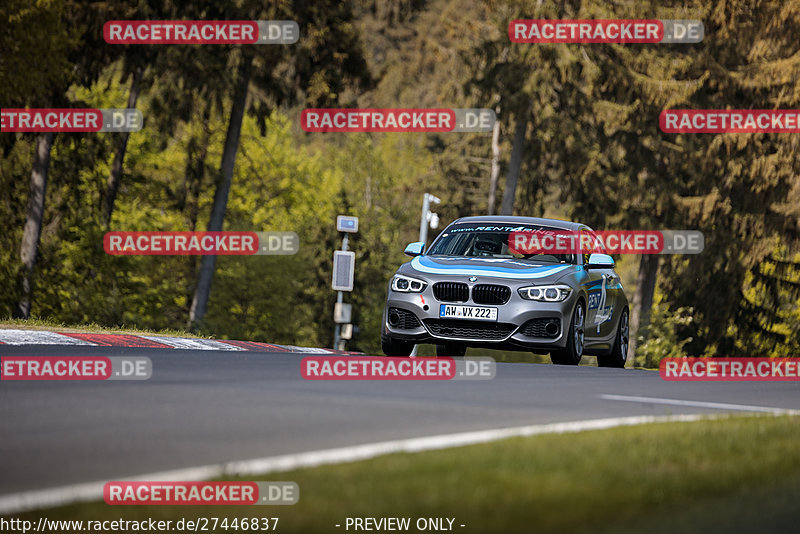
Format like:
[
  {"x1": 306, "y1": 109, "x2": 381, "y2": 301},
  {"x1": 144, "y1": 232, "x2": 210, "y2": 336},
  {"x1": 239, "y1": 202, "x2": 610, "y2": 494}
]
[
  {"x1": 336, "y1": 216, "x2": 359, "y2": 233},
  {"x1": 332, "y1": 251, "x2": 355, "y2": 291},
  {"x1": 334, "y1": 302, "x2": 352, "y2": 323}
]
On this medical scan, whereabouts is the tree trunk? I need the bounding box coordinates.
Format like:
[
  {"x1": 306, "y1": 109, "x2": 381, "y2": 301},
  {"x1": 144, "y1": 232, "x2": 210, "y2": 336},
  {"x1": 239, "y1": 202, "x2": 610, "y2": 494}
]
[
  {"x1": 627, "y1": 254, "x2": 659, "y2": 368},
  {"x1": 500, "y1": 110, "x2": 529, "y2": 215},
  {"x1": 15, "y1": 132, "x2": 54, "y2": 319},
  {"x1": 183, "y1": 102, "x2": 212, "y2": 231},
  {"x1": 184, "y1": 103, "x2": 212, "y2": 314},
  {"x1": 102, "y1": 66, "x2": 143, "y2": 228},
  {"x1": 487, "y1": 117, "x2": 500, "y2": 215},
  {"x1": 189, "y1": 53, "x2": 253, "y2": 327}
]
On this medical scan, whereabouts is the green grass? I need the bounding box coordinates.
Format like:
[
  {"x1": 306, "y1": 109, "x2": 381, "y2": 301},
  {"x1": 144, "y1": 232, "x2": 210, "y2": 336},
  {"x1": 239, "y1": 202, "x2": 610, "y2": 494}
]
[
  {"x1": 0, "y1": 316, "x2": 212, "y2": 339},
  {"x1": 8, "y1": 415, "x2": 800, "y2": 533}
]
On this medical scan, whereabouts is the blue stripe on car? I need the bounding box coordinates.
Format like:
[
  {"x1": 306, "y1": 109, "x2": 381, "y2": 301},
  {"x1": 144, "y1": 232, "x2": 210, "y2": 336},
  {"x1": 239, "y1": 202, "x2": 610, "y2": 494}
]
[{"x1": 410, "y1": 256, "x2": 570, "y2": 279}]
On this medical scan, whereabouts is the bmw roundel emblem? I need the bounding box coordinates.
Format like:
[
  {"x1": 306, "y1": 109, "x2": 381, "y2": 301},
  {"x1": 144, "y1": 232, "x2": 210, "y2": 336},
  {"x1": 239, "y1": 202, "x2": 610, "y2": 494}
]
[{"x1": 469, "y1": 276, "x2": 478, "y2": 282}]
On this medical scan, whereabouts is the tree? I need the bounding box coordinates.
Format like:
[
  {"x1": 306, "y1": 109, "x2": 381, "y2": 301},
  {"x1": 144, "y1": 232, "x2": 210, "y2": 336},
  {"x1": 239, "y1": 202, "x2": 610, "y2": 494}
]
[
  {"x1": 3, "y1": 0, "x2": 78, "y2": 318},
  {"x1": 15, "y1": 134, "x2": 54, "y2": 318},
  {"x1": 500, "y1": 108, "x2": 529, "y2": 215},
  {"x1": 189, "y1": 48, "x2": 254, "y2": 324},
  {"x1": 0, "y1": 0, "x2": 75, "y2": 109},
  {"x1": 102, "y1": 66, "x2": 143, "y2": 227},
  {"x1": 101, "y1": 0, "x2": 230, "y2": 227},
  {"x1": 655, "y1": 0, "x2": 800, "y2": 356},
  {"x1": 554, "y1": 0, "x2": 800, "y2": 360},
  {"x1": 189, "y1": 0, "x2": 372, "y2": 327}
]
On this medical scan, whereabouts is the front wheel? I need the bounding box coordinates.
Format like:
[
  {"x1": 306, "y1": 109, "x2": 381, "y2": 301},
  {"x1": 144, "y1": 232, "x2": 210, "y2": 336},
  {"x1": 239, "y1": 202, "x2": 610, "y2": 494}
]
[
  {"x1": 381, "y1": 331, "x2": 415, "y2": 356},
  {"x1": 597, "y1": 308, "x2": 629, "y2": 368},
  {"x1": 551, "y1": 302, "x2": 585, "y2": 365}
]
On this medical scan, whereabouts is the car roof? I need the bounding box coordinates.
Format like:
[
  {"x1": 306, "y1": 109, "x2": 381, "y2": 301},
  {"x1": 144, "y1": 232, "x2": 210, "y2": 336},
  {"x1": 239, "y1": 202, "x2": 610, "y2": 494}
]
[{"x1": 446, "y1": 215, "x2": 588, "y2": 231}]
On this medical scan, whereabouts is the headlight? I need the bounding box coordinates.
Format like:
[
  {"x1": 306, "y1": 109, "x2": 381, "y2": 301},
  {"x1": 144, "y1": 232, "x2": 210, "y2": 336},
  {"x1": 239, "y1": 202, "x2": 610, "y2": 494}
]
[
  {"x1": 391, "y1": 274, "x2": 427, "y2": 293},
  {"x1": 518, "y1": 284, "x2": 572, "y2": 302}
]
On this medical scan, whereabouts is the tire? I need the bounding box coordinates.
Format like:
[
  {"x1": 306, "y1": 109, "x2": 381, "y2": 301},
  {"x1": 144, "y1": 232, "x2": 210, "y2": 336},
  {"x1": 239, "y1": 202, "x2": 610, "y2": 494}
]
[
  {"x1": 597, "y1": 308, "x2": 629, "y2": 368},
  {"x1": 436, "y1": 344, "x2": 467, "y2": 357},
  {"x1": 550, "y1": 301, "x2": 585, "y2": 365},
  {"x1": 381, "y1": 331, "x2": 415, "y2": 356}
]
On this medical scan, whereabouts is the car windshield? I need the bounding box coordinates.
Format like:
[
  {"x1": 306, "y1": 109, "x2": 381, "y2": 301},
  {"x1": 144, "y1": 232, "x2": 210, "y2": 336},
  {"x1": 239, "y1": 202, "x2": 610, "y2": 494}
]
[{"x1": 426, "y1": 224, "x2": 578, "y2": 264}]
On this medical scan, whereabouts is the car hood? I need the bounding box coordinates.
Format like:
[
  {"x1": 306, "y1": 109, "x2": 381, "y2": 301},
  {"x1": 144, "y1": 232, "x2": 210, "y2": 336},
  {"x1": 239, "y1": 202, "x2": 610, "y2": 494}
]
[{"x1": 401, "y1": 255, "x2": 574, "y2": 281}]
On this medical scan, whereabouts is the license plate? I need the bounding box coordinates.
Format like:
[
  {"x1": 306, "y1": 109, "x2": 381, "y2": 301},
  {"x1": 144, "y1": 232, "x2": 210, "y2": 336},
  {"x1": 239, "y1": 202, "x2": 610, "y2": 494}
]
[{"x1": 439, "y1": 304, "x2": 498, "y2": 321}]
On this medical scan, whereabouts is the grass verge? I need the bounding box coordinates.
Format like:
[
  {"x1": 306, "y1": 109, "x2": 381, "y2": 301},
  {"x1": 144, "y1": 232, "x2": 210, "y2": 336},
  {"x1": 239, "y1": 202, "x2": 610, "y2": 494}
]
[{"x1": 7, "y1": 415, "x2": 800, "y2": 533}]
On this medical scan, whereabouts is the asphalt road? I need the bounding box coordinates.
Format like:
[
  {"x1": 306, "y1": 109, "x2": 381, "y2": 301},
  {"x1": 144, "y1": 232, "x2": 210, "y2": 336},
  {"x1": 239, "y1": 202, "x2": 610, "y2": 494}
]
[{"x1": 1, "y1": 345, "x2": 799, "y2": 496}]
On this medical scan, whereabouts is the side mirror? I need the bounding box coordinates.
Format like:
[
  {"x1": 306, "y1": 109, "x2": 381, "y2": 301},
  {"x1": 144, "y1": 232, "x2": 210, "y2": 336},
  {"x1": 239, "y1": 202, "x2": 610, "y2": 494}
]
[
  {"x1": 404, "y1": 241, "x2": 425, "y2": 257},
  {"x1": 587, "y1": 253, "x2": 615, "y2": 269}
]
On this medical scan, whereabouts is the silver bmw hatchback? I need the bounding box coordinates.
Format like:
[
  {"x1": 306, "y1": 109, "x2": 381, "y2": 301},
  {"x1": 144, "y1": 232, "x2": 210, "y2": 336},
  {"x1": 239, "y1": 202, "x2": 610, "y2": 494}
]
[{"x1": 381, "y1": 216, "x2": 630, "y2": 366}]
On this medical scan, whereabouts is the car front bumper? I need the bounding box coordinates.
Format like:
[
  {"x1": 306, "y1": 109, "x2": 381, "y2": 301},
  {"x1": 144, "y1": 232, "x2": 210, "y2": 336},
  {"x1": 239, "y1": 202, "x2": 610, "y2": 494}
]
[{"x1": 383, "y1": 275, "x2": 579, "y2": 350}]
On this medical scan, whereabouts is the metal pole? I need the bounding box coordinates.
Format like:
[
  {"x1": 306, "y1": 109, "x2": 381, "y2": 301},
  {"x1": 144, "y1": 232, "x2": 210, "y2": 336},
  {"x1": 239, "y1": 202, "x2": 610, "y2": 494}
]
[
  {"x1": 333, "y1": 291, "x2": 342, "y2": 350},
  {"x1": 333, "y1": 234, "x2": 349, "y2": 350},
  {"x1": 419, "y1": 193, "x2": 431, "y2": 249},
  {"x1": 412, "y1": 194, "x2": 436, "y2": 357}
]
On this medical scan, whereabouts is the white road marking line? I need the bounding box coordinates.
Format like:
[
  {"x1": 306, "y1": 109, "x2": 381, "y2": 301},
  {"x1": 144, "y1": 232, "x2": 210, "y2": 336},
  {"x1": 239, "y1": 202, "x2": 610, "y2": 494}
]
[
  {"x1": 0, "y1": 329, "x2": 341, "y2": 354},
  {"x1": 0, "y1": 329, "x2": 95, "y2": 346},
  {"x1": 0, "y1": 412, "x2": 786, "y2": 514},
  {"x1": 600, "y1": 394, "x2": 800, "y2": 414},
  {"x1": 139, "y1": 336, "x2": 243, "y2": 351},
  {"x1": 283, "y1": 346, "x2": 333, "y2": 353}
]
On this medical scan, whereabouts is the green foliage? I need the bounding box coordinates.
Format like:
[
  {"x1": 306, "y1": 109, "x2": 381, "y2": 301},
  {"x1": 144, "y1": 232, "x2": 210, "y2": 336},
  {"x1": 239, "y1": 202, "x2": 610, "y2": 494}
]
[
  {"x1": 634, "y1": 292, "x2": 695, "y2": 368},
  {"x1": 0, "y1": 139, "x2": 34, "y2": 312},
  {"x1": 203, "y1": 114, "x2": 344, "y2": 345},
  {"x1": 733, "y1": 251, "x2": 800, "y2": 357},
  {"x1": 0, "y1": 0, "x2": 78, "y2": 107}
]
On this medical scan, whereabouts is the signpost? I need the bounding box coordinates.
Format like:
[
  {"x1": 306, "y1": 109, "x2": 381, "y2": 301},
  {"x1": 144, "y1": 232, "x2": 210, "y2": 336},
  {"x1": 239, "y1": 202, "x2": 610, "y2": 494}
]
[{"x1": 332, "y1": 216, "x2": 358, "y2": 350}]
